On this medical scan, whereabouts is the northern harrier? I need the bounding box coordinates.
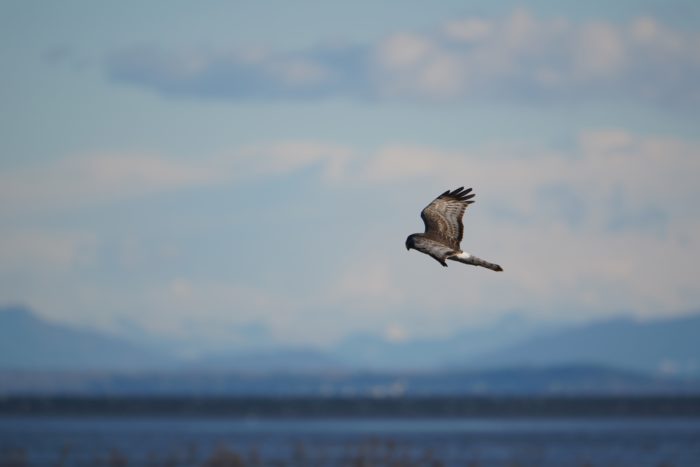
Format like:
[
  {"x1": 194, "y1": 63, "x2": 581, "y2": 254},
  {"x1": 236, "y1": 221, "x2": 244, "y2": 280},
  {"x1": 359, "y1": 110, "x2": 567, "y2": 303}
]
[{"x1": 405, "y1": 187, "x2": 503, "y2": 271}]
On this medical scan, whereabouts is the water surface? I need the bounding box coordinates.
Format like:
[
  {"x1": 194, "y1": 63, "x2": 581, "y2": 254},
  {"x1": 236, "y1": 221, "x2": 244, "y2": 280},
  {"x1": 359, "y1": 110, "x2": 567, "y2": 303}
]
[{"x1": 1, "y1": 416, "x2": 699, "y2": 466}]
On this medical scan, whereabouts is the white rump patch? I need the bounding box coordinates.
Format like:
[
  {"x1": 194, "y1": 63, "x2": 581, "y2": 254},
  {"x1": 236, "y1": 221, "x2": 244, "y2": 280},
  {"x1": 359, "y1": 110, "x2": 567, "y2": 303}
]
[{"x1": 456, "y1": 251, "x2": 471, "y2": 259}]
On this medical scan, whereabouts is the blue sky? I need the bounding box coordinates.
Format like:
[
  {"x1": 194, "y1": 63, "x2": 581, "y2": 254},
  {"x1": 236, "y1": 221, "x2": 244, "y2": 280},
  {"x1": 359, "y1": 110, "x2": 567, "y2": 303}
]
[{"x1": 1, "y1": 1, "x2": 699, "y2": 351}]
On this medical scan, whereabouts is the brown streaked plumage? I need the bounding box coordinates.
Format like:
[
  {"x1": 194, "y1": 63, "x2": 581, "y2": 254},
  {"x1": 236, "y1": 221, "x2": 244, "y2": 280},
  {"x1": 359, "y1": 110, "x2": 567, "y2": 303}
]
[{"x1": 405, "y1": 187, "x2": 503, "y2": 271}]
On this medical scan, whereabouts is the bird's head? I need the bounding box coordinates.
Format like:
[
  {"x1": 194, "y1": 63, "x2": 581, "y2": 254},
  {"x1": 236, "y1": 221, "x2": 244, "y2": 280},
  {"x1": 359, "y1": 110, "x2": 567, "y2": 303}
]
[{"x1": 405, "y1": 235, "x2": 416, "y2": 251}]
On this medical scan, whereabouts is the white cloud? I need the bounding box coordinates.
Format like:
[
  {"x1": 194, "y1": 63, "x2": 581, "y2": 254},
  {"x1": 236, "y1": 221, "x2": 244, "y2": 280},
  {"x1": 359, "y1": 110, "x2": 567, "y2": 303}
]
[
  {"x1": 375, "y1": 34, "x2": 435, "y2": 69},
  {"x1": 235, "y1": 141, "x2": 353, "y2": 181},
  {"x1": 443, "y1": 18, "x2": 493, "y2": 42},
  {"x1": 630, "y1": 17, "x2": 660, "y2": 43},
  {"x1": 378, "y1": 9, "x2": 698, "y2": 103},
  {"x1": 502, "y1": 7, "x2": 539, "y2": 48},
  {"x1": 373, "y1": 34, "x2": 465, "y2": 98},
  {"x1": 0, "y1": 153, "x2": 221, "y2": 214},
  {"x1": 384, "y1": 323, "x2": 409, "y2": 343},
  {"x1": 574, "y1": 22, "x2": 625, "y2": 78},
  {"x1": 363, "y1": 145, "x2": 452, "y2": 181},
  {"x1": 0, "y1": 142, "x2": 355, "y2": 214},
  {"x1": 106, "y1": 8, "x2": 700, "y2": 108}
]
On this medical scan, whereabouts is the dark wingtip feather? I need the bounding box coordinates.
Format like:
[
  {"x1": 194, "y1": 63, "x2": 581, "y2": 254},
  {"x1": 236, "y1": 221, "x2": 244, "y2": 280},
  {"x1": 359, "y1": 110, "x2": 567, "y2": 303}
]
[
  {"x1": 455, "y1": 187, "x2": 475, "y2": 201},
  {"x1": 439, "y1": 186, "x2": 476, "y2": 202}
]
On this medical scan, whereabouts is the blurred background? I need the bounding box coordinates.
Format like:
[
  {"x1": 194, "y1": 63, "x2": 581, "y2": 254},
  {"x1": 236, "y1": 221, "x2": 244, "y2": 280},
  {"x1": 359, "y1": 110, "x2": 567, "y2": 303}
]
[{"x1": 1, "y1": 1, "x2": 700, "y2": 465}]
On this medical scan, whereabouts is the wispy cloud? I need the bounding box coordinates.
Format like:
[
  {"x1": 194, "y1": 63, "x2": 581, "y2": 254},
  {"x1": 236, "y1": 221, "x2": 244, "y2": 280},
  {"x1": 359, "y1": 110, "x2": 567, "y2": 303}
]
[
  {"x1": 0, "y1": 143, "x2": 353, "y2": 214},
  {"x1": 104, "y1": 8, "x2": 700, "y2": 109},
  {"x1": 233, "y1": 141, "x2": 353, "y2": 181},
  {"x1": 106, "y1": 43, "x2": 369, "y2": 100},
  {"x1": 0, "y1": 153, "x2": 221, "y2": 214}
]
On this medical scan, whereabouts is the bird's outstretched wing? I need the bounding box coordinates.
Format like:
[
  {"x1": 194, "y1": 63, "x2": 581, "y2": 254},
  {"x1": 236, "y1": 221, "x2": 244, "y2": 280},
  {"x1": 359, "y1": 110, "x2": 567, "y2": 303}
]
[{"x1": 420, "y1": 187, "x2": 475, "y2": 250}]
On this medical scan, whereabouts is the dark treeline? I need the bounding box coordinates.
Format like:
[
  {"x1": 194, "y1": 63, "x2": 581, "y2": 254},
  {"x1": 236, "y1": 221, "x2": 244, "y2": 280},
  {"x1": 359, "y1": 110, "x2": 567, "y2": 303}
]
[{"x1": 2, "y1": 396, "x2": 700, "y2": 418}]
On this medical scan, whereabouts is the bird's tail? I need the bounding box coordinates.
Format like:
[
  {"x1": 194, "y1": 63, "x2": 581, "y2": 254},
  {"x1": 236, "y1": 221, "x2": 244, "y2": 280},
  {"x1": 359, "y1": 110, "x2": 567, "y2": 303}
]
[{"x1": 449, "y1": 252, "x2": 503, "y2": 272}]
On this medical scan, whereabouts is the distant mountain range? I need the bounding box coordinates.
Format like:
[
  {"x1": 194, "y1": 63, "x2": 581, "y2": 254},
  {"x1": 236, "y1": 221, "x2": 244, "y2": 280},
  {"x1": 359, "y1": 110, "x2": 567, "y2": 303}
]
[
  {"x1": 0, "y1": 305, "x2": 176, "y2": 370},
  {"x1": 1, "y1": 305, "x2": 699, "y2": 381},
  {"x1": 465, "y1": 314, "x2": 700, "y2": 376}
]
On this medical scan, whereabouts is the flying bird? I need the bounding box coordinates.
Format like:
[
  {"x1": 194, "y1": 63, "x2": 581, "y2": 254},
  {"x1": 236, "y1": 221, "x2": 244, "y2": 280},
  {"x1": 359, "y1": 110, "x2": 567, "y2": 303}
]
[{"x1": 405, "y1": 187, "x2": 503, "y2": 271}]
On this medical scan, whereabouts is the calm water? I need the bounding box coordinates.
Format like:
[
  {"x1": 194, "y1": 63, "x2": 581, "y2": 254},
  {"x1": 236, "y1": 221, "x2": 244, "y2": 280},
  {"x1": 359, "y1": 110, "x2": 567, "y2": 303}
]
[{"x1": 1, "y1": 416, "x2": 700, "y2": 466}]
